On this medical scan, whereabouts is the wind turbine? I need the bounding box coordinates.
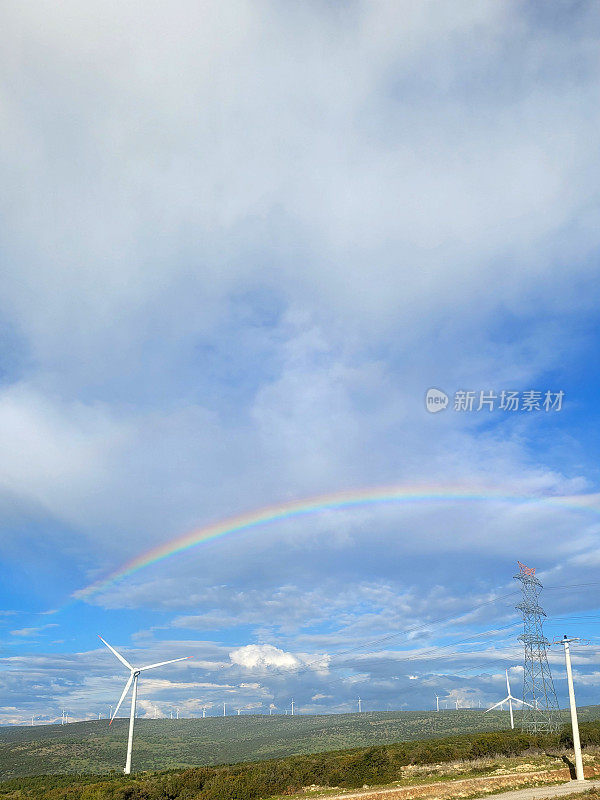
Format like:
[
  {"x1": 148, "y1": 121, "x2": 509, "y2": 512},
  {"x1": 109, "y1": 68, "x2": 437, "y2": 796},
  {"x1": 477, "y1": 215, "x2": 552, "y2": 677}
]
[
  {"x1": 99, "y1": 635, "x2": 191, "y2": 774},
  {"x1": 485, "y1": 669, "x2": 531, "y2": 729}
]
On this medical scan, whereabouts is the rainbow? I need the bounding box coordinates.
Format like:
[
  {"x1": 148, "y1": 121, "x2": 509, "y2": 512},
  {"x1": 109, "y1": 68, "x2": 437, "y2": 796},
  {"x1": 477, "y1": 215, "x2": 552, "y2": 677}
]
[{"x1": 75, "y1": 483, "x2": 600, "y2": 599}]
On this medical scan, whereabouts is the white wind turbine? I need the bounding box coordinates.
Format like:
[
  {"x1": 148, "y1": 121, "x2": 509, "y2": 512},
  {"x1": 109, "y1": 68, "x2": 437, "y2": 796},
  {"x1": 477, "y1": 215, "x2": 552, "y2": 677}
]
[
  {"x1": 99, "y1": 635, "x2": 191, "y2": 774},
  {"x1": 485, "y1": 668, "x2": 532, "y2": 729}
]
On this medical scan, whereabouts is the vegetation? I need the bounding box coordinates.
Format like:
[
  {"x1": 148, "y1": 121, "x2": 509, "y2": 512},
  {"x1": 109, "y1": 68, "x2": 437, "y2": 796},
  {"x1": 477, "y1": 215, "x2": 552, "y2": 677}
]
[
  {"x1": 3, "y1": 706, "x2": 600, "y2": 780},
  {"x1": 1, "y1": 718, "x2": 600, "y2": 800}
]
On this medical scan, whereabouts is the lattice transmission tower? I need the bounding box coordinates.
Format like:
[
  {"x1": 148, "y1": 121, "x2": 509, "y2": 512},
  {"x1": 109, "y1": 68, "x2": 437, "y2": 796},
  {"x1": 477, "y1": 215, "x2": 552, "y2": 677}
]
[{"x1": 514, "y1": 562, "x2": 560, "y2": 733}]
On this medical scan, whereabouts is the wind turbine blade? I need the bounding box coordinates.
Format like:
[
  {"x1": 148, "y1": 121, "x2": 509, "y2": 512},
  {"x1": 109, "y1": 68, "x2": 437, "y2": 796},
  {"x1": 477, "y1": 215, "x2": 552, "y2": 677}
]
[
  {"x1": 506, "y1": 669, "x2": 511, "y2": 696},
  {"x1": 98, "y1": 635, "x2": 133, "y2": 670},
  {"x1": 485, "y1": 697, "x2": 508, "y2": 713},
  {"x1": 139, "y1": 655, "x2": 192, "y2": 672},
  {"x1": 109, "y1": 673, "x2": 133, "y2": 725},
  {"x1": 510, "y1": 697, "x2": 533, "y2": 707}
]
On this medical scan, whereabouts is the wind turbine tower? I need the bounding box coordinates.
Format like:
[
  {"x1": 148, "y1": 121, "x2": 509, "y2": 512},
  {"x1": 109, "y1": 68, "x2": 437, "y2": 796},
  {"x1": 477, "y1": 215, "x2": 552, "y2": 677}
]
[
  {"x1": 99, "y1": 635, "x2": 190, "y2": 774},
  {"x1": 291, "y1": 698, "x2": 294, "y2": 716},
  {"x1": 358, "y1": 697, "x2": 362, "y2": 713},
  {"x1": 485, "y1": 669, "x2": 531, "y2": 729}
]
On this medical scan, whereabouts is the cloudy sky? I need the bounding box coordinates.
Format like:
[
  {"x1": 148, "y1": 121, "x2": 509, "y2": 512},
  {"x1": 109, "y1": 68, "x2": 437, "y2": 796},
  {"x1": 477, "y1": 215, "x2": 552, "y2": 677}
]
[{"x1": 1, "y1": 0, "x2": 600, "y2": 726}]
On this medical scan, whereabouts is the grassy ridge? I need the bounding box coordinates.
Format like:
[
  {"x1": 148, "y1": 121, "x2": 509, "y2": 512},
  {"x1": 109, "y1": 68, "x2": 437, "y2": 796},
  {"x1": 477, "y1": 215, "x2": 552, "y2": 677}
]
[
  {"x1": 0, "y1": 708, "x2": 578, "y2": 779},
  {"x1": 2, "y1": 707, "x2": 600, "y2": 782},
  {"x1": 2, "y1": 721, "x2": 600, "y2": 800}
]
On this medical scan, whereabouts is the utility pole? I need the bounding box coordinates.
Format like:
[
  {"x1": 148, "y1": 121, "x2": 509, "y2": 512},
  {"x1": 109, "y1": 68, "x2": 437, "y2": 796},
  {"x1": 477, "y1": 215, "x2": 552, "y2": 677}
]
[{"x1": 559, "y1": 636, "x2": 585, "y2": 781}]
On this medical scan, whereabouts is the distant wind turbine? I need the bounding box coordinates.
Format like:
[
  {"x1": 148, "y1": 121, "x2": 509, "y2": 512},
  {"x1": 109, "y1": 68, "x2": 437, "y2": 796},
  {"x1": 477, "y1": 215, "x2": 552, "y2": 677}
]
[
  {"x1": 485, "y1": 669, "x2": 531, "y2": 729},
  {"x1": 98, "y1": 635, "x2": 190, "y2": 774}
]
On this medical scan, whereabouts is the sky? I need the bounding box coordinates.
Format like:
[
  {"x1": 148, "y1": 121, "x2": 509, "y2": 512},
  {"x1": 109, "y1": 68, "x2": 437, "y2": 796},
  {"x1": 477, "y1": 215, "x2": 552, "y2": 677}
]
[{"x1": 1, "y1": 0, "x2": 600, "y2": 726}]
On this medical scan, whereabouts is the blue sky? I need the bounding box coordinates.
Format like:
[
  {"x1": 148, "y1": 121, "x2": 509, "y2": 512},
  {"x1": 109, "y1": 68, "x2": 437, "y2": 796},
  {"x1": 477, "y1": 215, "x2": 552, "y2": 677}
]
[{"x1": 1, "y1": 0, "x2": 600, "y2": 725}]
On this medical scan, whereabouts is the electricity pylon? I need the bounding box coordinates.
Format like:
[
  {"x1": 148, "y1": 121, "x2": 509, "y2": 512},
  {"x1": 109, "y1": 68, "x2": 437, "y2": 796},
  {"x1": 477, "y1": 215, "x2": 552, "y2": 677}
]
[{"x1": 514, "y1": 562, "x2": 560, "y2": 732}]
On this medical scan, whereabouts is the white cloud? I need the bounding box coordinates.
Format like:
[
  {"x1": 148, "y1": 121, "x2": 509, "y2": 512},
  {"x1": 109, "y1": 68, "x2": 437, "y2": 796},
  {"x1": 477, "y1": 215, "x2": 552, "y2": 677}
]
[
  {"x1": 229, "y1": 644, "x2": 330, "y2": 673},
  {"x1": 0, "y1": 0, "x2": 597, "y2": 580},
  {"x1": 229, "y1": 644, "x2": 299, "y2": 671},
  {"x1": 10, "y1": 624, "x2": 58, "y2": 638}
]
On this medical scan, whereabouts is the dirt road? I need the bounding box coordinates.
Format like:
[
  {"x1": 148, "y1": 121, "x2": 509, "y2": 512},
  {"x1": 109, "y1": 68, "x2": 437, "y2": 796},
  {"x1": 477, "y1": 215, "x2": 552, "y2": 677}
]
[
  {"x1": 468, "y1": 778, "x2": 599, "y2": 800},
  {"x1": 321, "y1": 766, "x2": 600, "y2": 800}
]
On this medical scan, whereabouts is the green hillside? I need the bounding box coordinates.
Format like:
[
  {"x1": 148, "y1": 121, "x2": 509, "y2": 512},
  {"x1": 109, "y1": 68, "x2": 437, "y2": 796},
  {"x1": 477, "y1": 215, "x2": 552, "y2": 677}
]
[
  {"x1": 2, "y1": 722, "x2": 600, "y2": 800},
  {"x1": 2, "y1": 706, "x2": 600, "y2": 780}
]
